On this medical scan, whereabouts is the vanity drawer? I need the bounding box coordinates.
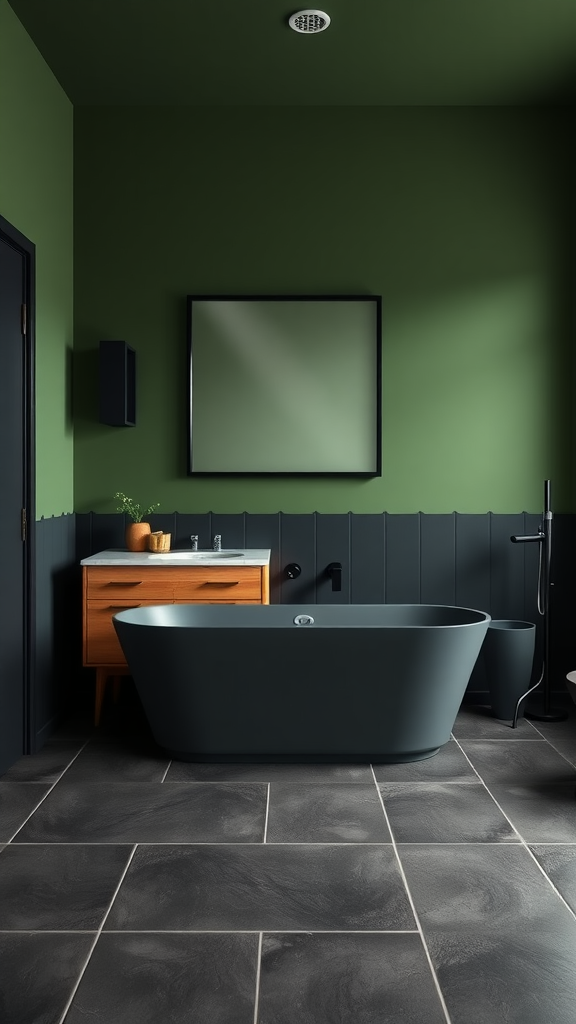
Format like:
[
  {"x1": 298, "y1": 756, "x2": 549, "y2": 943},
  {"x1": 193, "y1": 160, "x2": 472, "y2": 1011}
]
[
  {"x1": 84, "y1": 599, "x2": 164, "y2": 665},
  {"x1": 84, "y1": 566, "x2": 175, "y2": 600},
  {"x1": 171, "y1": 567, "x2": 263, "y2": 601}
]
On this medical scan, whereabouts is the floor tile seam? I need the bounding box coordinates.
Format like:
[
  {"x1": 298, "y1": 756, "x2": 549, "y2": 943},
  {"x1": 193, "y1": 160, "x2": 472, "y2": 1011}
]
[
  {"x1": 454, "y1": 737, "x2": 552, "y2": 743},
  {"x1": 393, "y1": 841, "x2": 524, "y2": 847},
  {"x1": 55, "y1": 843, "x2": 139, "y2": 1024},
  {"x1": 160, "y1": 780, "x2": 377, "y2": 785},
  {"x1": 96, "y1": 929, "x2": 422, "y2": 935},
  {"x1": 450, "y1": 736, "x2": 576, "y2": 924},
  {"x1": 253, "y1": 932, "x2": 263, "y2": 1024},
  {"x1": 0, "y1": 930, "x2": 99, "y2": 935},
  {"x1": 9, "y1": 841, "x2": 402, "y2": 847},
  {"x1": 374, "y1": 780, "x2": 484, "y2": 787},
  {"x1": 6, "y1": 739, "x2": 92, "y2": 843},
  {"x1": 369, "y1": 766, "x2": 453, "y2": 1024},
  {"x1": 7, "y1": 840, "x2": 561, "y2": 848},
  {"x1": 518, "y1": 724, "x2": 576, "y2": 768}
]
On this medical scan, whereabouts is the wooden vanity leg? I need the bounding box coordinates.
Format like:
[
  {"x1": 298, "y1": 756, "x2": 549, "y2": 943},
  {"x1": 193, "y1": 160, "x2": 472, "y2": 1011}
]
[{"x1": 94, "y1": 668, "x2": 108, "y2": 726}]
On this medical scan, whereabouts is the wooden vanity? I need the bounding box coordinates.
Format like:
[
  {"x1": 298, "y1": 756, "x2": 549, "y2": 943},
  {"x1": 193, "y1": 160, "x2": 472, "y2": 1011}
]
[{"x1": 81, "y1": 549, "x2": 271, "y2": 724}]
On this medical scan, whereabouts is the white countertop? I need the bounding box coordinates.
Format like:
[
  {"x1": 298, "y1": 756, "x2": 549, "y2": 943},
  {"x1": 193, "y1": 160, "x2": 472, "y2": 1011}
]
[{"x1": 80, "y1": 548, "x2": 271, "y2": 567}]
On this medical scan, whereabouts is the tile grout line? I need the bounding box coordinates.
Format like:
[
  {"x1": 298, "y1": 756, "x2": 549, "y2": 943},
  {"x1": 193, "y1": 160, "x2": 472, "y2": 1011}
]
[
  {"x1": 56, "y1": 843, "x2": 138, "y2": 1024},
  {"x1": 370, "y1": 765, "x2": 454, "y2": 1024},
  {"x1": 253, "y1": 932, "x2": 263, "y2": 1024},
  {"x1": 262, "y1": 784, "x2": 270, "y2": 843},
  {"x1": 519, "y1": 722, "x2": 576, "y2": 769},
  {"x1": 6, "y1": 740, "x2": 92, "y2": 844},
  {"x1": 0, "y1": 928, "x2": 422, "y2": 935},
  {"x1": 450, "y1": 736, "x2": 576, "y2": 924},
  {"x1": 159, "y1": 761, "x2": 172, "y2": 783}
]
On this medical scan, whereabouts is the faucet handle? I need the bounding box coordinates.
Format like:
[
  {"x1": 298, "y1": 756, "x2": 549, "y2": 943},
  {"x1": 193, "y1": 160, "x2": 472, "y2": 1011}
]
[{"x1": 190, "y1": 535, "x2": 198, "y2": 551}]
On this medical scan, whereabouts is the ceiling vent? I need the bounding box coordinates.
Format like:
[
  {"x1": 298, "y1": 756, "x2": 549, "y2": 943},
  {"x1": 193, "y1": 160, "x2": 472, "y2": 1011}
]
[{"x1": 288, "y1": 10, "x2": 331, "y2": 34}]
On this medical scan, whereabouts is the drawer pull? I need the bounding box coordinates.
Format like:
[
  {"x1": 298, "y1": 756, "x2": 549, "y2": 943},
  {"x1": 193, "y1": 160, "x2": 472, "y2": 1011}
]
[
  {"x1": 108, "y1": 604, "x2": 142, "y2": 610},
  {"x1": 200, "y1": 581, "x2": 239, "y2": 587},
  {"x1": 105, "y1": 580, "x2": 144, "y2": 586}
]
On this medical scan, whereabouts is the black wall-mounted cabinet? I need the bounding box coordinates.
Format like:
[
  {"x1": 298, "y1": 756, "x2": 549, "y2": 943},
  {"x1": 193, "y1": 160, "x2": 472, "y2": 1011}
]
[{"x1": 99, "y1": 340, "x2": 136, "y2": 426}]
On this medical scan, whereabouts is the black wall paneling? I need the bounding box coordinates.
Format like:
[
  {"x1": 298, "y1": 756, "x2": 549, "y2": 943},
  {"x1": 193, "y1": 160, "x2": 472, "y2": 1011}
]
[
  {"x1": 245, "y1": 514, "x2": 282, "y2": 603},
  {"x1": 455, "y1": 515, "x2": 491, "y2": 612},
  {"x1": 171, "y1": 513, "x2": 210, "y2": 552},
  {"x1": 210, "y1": 513, "x2": 246, "y2": 551},
  {"x1": 420, "y1": 514, "x2": 456, "y2": 606},
  {"x1": 34, "y1": 513, "x2": 77, "y2": 750},
  {"x1": 385, "y1": 514, "x2": 421, "y2": 604},
  {"x1": 316, "y1": 514, "x2": 350, "y2": 603},
  {"x1": 66, "y1": 510, "x2": 576, "y2": 702},
  {"x1": 279, "y1": 513, "x2": 316, "y2": 604},
  {"x1": 148, "y1": 513, "x2": 178, "y2": 542},
  {"x1": 350, "y1": 513, "x2": 385, "y2": 604},
  {"x1": 488, "y1": 514, "x2": 525, "y2": 621}
]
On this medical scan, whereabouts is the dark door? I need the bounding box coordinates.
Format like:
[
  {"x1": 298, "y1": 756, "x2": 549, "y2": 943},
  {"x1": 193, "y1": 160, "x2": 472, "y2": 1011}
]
[{"x1": 0, "y1": 221, "x2": 33, "y2": 774}]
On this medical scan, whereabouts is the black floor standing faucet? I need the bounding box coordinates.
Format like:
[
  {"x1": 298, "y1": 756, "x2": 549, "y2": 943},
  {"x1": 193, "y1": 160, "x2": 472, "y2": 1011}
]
[{"x1": 510, "y1": 479, "x2": 567, "y2": 724}]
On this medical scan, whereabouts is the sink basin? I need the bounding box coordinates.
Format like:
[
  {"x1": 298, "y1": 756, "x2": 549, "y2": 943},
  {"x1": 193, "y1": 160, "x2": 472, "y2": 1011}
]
[{"x1": 147, "y1": 551, "x2": 244, "y2": 560}]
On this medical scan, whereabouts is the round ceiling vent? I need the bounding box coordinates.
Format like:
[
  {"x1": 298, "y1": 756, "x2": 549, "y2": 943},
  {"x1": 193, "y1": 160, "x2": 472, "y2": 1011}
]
[{"x1": 288, "y1": 10, "x2": 331, "y2": 33}]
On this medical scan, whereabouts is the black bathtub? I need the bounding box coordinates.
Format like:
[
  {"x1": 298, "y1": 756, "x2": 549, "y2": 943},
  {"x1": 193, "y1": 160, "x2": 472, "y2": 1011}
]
[{"x1": 113, "y1": 603, "x2": 490, "y2": 763}]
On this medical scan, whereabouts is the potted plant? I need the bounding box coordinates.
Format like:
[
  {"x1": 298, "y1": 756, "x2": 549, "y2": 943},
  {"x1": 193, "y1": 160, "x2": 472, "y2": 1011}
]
[{"x1": 114, "y1": 492, "x2": 160, "y2": 551}]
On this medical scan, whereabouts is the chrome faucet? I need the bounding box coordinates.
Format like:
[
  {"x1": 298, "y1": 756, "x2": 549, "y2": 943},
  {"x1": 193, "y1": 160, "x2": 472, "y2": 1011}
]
[
  {"x1": 190, "y1": 535, "x2": 198, "y2": 551},
  {"x1": 213, "y1": 534, "x2": 222, "y2": 551}
]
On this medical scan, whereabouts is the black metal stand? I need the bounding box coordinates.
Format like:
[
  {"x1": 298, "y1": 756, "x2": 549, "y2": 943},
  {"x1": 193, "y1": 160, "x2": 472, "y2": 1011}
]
[{"x1": 511, "y1": 479, "x2": 567, "y2": 725}]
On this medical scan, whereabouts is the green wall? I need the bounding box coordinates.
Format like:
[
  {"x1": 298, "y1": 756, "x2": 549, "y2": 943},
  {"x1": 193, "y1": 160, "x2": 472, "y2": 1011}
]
[
  {"x1": 73, "y1": 106, "x2": 573, "y2": 514},
  {"x1": 0, "y1": 0, "x2": 74, "y2": 518}
]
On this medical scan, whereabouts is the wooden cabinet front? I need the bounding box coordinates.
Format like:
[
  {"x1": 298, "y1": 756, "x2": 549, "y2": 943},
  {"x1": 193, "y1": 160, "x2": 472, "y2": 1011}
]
[{"x1": 82, "y1": 563, "x2": 269, "y2": 670}]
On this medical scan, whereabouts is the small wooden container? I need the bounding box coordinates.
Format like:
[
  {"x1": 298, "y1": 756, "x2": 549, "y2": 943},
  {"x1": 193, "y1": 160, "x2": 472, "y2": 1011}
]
[{"x1": 148, "y1": 531, "x2": 171, "y2": 553}]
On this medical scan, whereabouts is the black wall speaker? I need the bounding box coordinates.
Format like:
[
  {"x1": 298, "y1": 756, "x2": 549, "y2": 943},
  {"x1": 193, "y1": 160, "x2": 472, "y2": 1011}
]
[{"x1": 99, "y1": 340, "x2": 136, "y2": 426}]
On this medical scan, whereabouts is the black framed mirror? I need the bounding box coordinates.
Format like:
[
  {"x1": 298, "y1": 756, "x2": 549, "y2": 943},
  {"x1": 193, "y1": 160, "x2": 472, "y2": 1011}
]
[{"x1": 187, "y1": 294, "x2": 382, "y2": 476}]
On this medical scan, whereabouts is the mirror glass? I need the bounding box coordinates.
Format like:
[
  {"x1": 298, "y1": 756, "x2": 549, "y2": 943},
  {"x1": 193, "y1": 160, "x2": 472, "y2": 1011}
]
[{"x1": 187, "y1": 295, "x2": 381, "y2": 475}]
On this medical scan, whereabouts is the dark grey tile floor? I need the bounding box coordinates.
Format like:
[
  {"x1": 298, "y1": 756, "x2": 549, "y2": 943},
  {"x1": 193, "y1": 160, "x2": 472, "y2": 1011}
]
[{"x1": 2, "y1": 697, "x2": 576, "y2": 1024}]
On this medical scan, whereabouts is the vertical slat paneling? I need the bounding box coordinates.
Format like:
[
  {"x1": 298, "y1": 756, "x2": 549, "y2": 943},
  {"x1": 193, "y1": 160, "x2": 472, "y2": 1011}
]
[
  {"x1": 455, "y1": 514, "x2": 491, "y2": 697},
  {"x1": 279, "y1": 513, "x2": 316, "y2": 604},
  {"x1": 33, "y1": 518, "x2": 48, "y2": 747},
  {"x1": 245, "y1": 514, "x2": 282, "y2": 603},
  {"x1": 315, "y1": 514, "x2": 350, "y2": 603},
  {"x1": 550, "y1": 513, "x2": 576, "y2": 690},
  {"x1": 91, "y1": 512, "x2": 125, "y2": 552},
  {"x1": 148, "y1": 512, "x2": 177, "y2": 540},
  {"x1": 520, "y1": 512, "x2": 545, "y2": 687},
  {"x1": 522, "y1": 513, "x2": 542, "y2": 625},
  {"x1": 350, "y1": 514, "x2": 385, "y2": 604},
  {"x1": 489, "y1": 513, "x2": 525, "y2": 621},
  {"x1": 75, "y1": 512, "x2": 92, "y2": 561},
  {"x1": 455, "y1": 514, "x2": 491, "y2": 612},
  {"x1": 385, "y1": 514, "x2": 420, "y2": 603},
  {"x1": 420, "y1": 514, "x2": 456, "y2": 605},
  {"x1": 174, "y1": 513, "x2": 211, "y2": 551},
  {"x1": 210, "y1": 513, "x2": 246, "y2": 550}
]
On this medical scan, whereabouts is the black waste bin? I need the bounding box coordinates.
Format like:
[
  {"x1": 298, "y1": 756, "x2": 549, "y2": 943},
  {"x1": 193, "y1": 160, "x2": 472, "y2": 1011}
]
[{"x1": 482, "y1": 620, "x2": 536, "y2": 720}]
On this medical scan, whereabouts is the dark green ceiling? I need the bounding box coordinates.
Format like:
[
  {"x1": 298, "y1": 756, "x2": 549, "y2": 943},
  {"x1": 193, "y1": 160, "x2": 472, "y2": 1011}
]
[{"x1": 8, "y1": 0, "x2": 576, "y2": 105}]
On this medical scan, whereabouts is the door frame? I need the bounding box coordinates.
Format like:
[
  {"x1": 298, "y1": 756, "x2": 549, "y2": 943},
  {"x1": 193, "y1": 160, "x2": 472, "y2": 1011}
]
[{"x1": 0, "y1": 213, "x2": 36, "y2": 754}]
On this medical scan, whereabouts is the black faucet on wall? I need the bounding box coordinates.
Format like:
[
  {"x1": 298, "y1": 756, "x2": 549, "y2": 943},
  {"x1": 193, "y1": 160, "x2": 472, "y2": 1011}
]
[{"x1": 326, "y1": 562, "x2": 342, "y2": 592}]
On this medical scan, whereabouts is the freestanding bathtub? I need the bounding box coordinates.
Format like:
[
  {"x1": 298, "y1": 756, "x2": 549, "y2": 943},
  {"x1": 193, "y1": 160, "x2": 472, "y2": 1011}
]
[{"x1": 113, "y1": 603, "x2": 490, "y2": 763}]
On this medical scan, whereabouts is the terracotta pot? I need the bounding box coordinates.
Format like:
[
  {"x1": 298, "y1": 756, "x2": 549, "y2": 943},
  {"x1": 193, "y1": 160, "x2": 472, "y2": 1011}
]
[{"x1": 125, "y1": 521, "x2": 151, "y2": 552}]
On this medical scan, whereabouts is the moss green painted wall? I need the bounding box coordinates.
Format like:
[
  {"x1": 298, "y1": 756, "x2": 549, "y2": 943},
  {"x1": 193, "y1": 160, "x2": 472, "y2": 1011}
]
[
  {"x1": 0, "y1": 0, "x2": 74, "y2": 518},
  {"x1": 73, "y1": 106, "x2": 573, "y2": 514}
]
